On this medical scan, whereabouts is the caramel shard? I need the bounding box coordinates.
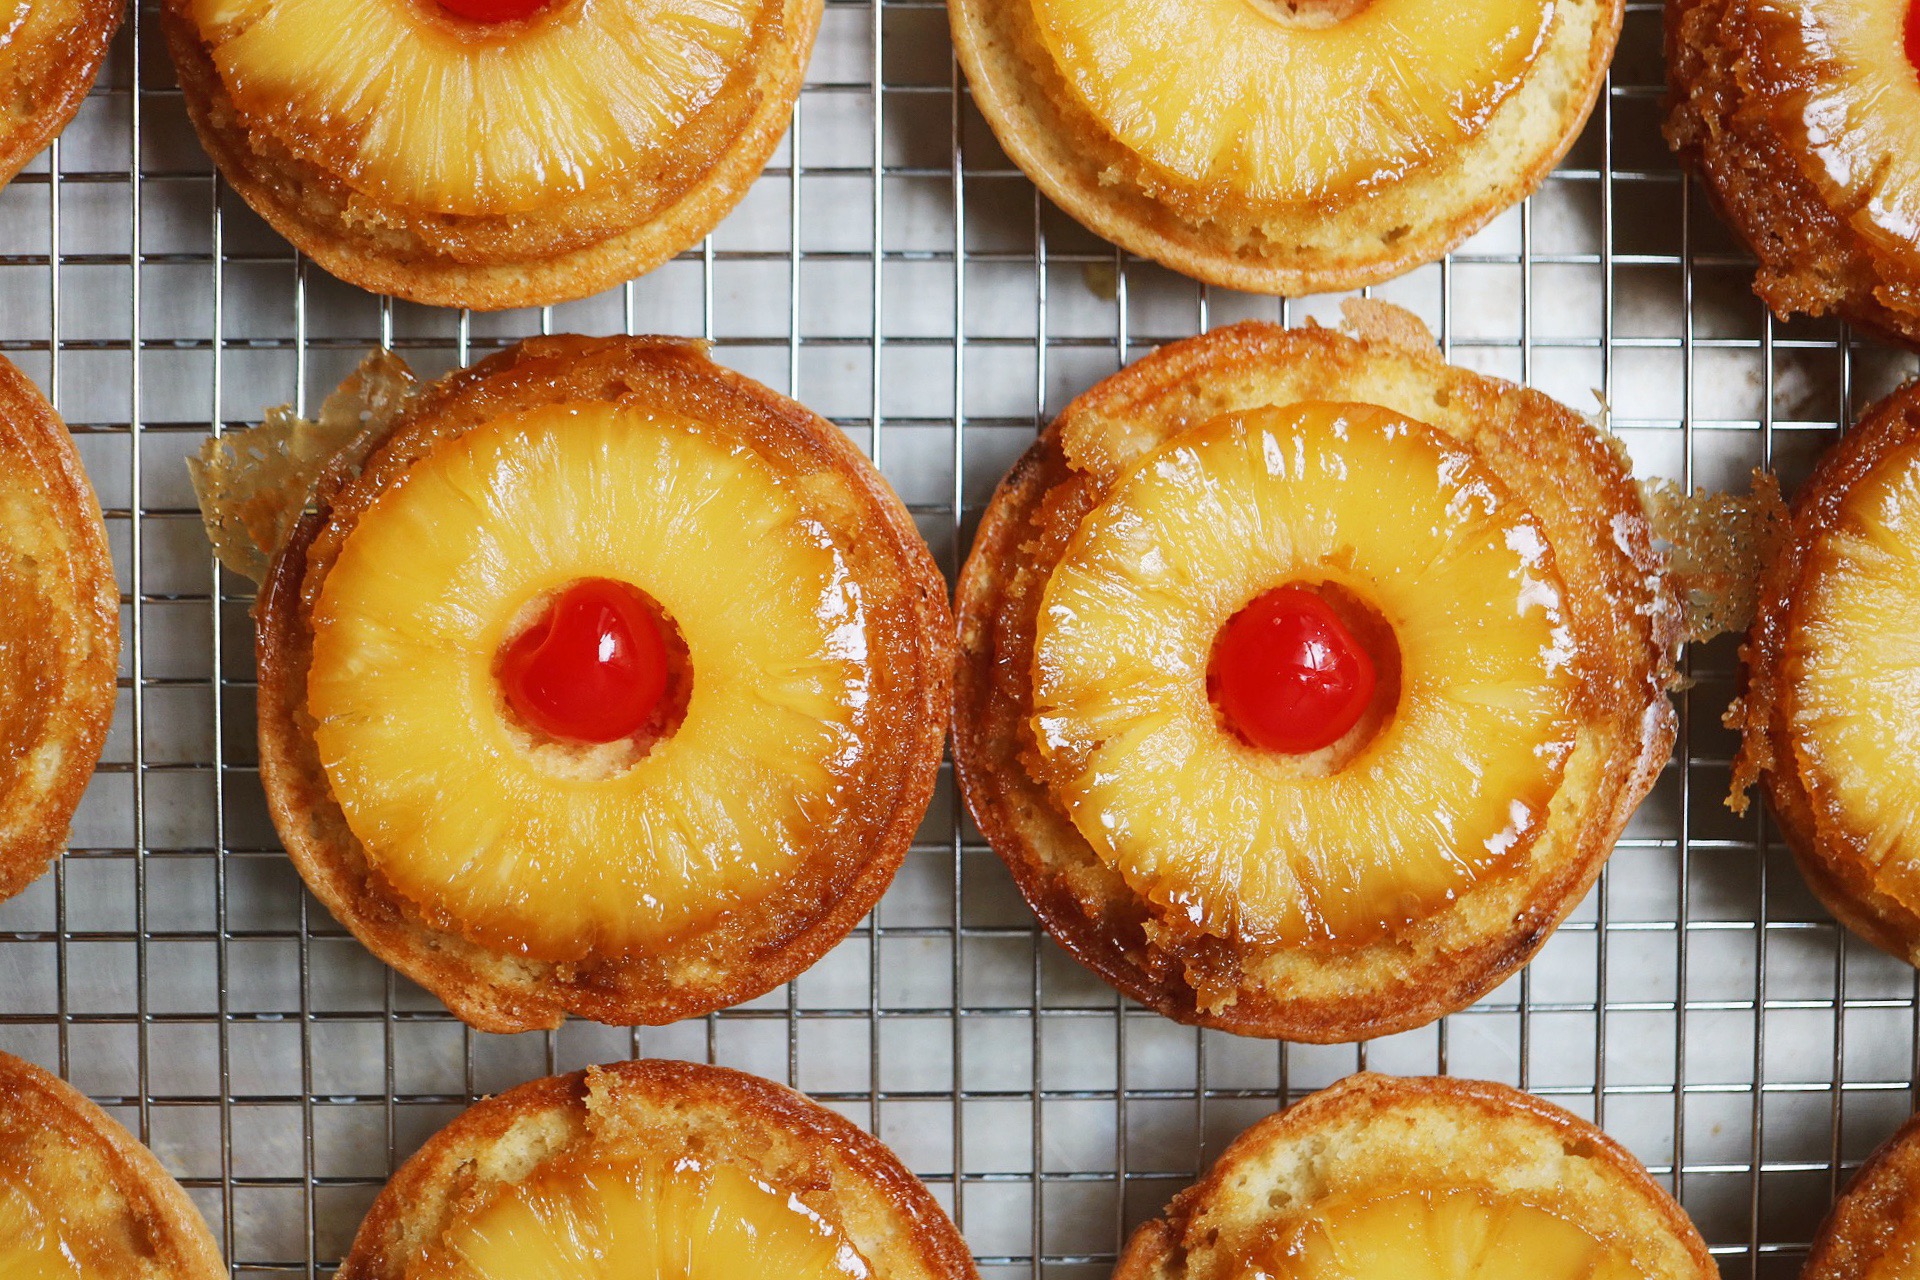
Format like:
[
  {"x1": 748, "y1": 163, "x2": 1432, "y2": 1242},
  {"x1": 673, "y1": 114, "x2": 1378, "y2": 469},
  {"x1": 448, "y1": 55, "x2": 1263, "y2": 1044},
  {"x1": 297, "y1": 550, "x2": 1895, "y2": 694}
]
[{"x1": 188, "y1": 350, "x2": 417, "y2": 584}]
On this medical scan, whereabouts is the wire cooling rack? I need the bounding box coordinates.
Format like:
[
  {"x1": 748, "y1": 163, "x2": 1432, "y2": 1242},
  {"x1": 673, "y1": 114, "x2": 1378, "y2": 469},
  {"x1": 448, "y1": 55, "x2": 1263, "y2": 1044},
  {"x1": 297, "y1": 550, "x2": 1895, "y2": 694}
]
[{"x1": 0, "y1": 0, "x2": 1916, "y2": 1276}]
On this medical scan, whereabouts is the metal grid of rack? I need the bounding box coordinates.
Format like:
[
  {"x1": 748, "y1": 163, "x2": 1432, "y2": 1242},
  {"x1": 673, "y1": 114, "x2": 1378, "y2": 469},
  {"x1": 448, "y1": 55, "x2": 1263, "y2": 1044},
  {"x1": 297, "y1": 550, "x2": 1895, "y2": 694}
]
[{"x1": 0, "y1": 0, "x2": 1914, "y2": 1275}]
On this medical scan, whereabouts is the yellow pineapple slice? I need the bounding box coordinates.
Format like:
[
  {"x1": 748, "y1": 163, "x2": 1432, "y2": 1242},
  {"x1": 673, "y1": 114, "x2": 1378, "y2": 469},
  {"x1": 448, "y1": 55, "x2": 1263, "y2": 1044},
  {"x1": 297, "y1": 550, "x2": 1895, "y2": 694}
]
[
  {"x1": 1785, "y1": 439, "x2": 1920, "y2": 910},
  {"x1": 1030, "y1": 401, "x2": 1579, "y2": 948},
  {"x1": 1748, "y1": 0, "x2": 1920, "y2": 259},
  {"x1": 306, "y1": 403, "x2": 869, "y2": 963},
  {"x1": 188, "y1": 0, "x2": 764, "y2": 215},
  {"x1": 0, "y1": 1174, "x2": 91, "y2": 1280},
  {"x1": 1263, "y1": 1189, "x2": 1642, "y2": 1280},
  {"x1": 1029, "y1": 0, "x2": 1553, "y2": 204},
  {"x1": 411, "y1": 1156, "x2": 872, "y2": 1280}
]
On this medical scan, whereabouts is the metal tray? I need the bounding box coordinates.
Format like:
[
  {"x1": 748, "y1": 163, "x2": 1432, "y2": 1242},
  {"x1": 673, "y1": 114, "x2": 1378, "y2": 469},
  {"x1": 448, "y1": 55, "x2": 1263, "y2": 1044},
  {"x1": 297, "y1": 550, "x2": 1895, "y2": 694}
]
[{"x1": 0, "y1": 0, "x2": 1910, "y2": 1274}]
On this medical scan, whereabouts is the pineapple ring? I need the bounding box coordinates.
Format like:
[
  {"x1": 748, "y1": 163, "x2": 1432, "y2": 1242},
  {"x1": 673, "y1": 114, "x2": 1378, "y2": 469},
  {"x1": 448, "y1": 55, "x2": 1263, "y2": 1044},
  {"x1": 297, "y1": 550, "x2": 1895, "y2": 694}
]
[
  {"x1": 1030, "y1": 0, "x2": 1551, "y2": 204},
  {"x1": 1030, "y1": 401, "x2": 1580, "y2": 949},
  {"x1": 1737, "y1": 381, "x2": 1920, "y2": 966},
  {"x1": 412, "y1": 1156, "x2": 873, "y2": 1280},
  {"x1": 339, "y1": 1060, "x2": 976, "y2": 1280},
  {"x1": 0, "y1": 1052, "x2": 227, "y2": 1280},
  {"x1": 1265, "y1": 1189, "x2": 1641, "y2": 1280},
  {"x1": 306, "y1": 401, "x2": 870, "y2": 964},
  {"x1": 1669, "y1": 0, "x2": 1920, "y2": 345},
  {"x1": 1785, "y1": 443, "x2": 1920, "y2": 905},
  {"x1": 0, "y1": 1173, "x2": 103, "y2": 1280},
  {"x1": 187, "y1": 0, "x2": 762, "y2": 217},
  {"x1": 1116, "y1": 1074, "x2": 1715, "y2": 1280}
]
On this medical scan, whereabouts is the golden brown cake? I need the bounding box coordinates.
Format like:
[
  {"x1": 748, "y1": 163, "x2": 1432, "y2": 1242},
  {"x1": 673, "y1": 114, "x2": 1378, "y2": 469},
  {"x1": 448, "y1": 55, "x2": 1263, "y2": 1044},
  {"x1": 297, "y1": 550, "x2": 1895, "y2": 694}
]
[
  {"x1": 253, "y1": 335, "x2": 953, "y2": 1032},
  {"x1": 1666, "y1": 0, "x2": 1920, "y2": 347},
  {"x1": 0, "y1": 0, "x2": 119, "y2": 190},
  {"x1": 0, "y1": 1050, "x2": 227, "y2": 1280},
  {"x1": 161, "y1": 0, "x2": 818, "y2": 309},
  {"x1": 953, "y1": 307, "x2": 1679, "y2": 1042},
  {"x1": 1118, "y1": 1073, "x2": 1715, "y2": 1280},
  {"x1": 1805, "y1": 1110, "x2": 1920, "y2": 1280},
  {"x1": 1730, "y1": 379, "x2": 1920, "y2": 965},
  {"x1": 949, "y1": 0, "x2": 1621, "y2": 294},
  {"x1": 0, "y1": 357, "x2": 118, "y2": 905},
  {"x1": 337, "y1": 1058, "x2": 977, "y2": 1280}
]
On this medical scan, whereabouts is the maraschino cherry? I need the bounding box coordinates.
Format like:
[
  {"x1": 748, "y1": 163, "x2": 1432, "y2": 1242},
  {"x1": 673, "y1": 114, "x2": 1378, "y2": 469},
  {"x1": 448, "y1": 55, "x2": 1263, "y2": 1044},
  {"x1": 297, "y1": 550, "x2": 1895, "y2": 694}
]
[
  {"x1": 1209, "y1": 585, "x2": 1376, "y2": 755},
  {"x1": 500, "y1": 579, "x2": 671, "y2": 744},
  {"x1": 1908, "y1": 0, "x2": 1920, "y2": 80},
  {"x1": 436, "y1": 0, "x2": 549, "y2": 23}
]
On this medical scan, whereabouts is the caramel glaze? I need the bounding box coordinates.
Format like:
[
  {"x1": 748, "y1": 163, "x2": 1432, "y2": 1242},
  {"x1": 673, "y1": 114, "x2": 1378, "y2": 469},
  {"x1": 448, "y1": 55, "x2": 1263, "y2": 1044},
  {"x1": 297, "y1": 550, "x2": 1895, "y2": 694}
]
[{"x1": 0, "y1": 358, "x2": 117, "y2": 906}]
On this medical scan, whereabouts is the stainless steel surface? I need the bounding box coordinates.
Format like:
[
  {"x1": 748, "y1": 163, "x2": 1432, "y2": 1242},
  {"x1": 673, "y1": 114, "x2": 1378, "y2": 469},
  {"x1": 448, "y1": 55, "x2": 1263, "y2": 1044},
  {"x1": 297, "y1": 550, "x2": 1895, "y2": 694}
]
[{"x1": 0, "y1": 0, "x2": 1912, "y2": 1275}]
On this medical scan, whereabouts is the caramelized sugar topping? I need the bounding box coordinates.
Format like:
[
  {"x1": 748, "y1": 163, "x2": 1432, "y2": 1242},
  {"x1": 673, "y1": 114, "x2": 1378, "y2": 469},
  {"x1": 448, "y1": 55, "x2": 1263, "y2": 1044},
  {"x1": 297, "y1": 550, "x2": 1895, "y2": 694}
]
[
  {"x1": 0, "y1": 0, "x2": 39, "y2": 97},
  {"x1": 0, "y1": 542, "x2": 58, "y2": 804},
  {"x1": 411, "y1": 1156, "x2": 872, "y2": 1280},
  {"x1": 1030, "y1": 402, "x2": 1579, "y2": 949},
  {"x1": 1030, "y1": 0, "x2": 1553, "y2": 204},
  {"x1": 1255, "y1": 1188, "x2": 1643, "y2": 1280},
  {"x1": 1853, "y1": 1178, "x2": 1920, "y2": 1280},
  {"x1": 307, "y1": 403, "x2": 870, "y2": 963},
  {"x1": 1785, "y1": 439, "x2": 1920, "y2": 910},
  {"x1": 1749, "y1": 0, "x2": 1920, "y2": 256},
  {"x1": 0, "y1": 1171, "x2": 101, "y2": 1280},
  {"x1": 189, "y1": 0, "x2": 768, "y2": 215}
]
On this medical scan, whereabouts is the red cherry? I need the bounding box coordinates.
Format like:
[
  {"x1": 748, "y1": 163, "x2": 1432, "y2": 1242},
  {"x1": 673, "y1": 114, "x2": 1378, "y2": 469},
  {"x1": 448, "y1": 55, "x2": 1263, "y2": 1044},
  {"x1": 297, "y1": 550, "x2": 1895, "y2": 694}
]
[
  {"x1": 1908, "y1": 0, "x2": 1920, "y2": 79},
  {"x1": 436, "y1": 0, "x2": 549, "y2": 23},
  {"x1": 499, "y1": 579, "x2": 671, "y2": 744},
  {"x1": 1209, "y1": 586, "x2": 1377, "y2": 755}
]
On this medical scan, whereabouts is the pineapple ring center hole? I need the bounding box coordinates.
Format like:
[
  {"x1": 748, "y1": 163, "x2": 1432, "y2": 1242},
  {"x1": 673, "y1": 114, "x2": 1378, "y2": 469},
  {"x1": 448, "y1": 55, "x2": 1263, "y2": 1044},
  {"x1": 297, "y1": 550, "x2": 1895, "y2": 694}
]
[
  {"x1": 1206, "y1": 580, "x2": 1401, "y2": 771},
  {"x1": 1249, "y1": 0, "x2": 1372, "y2": 28},
  {"x1": 492, "y1": 579, "x2": 693, "y2": 780}
]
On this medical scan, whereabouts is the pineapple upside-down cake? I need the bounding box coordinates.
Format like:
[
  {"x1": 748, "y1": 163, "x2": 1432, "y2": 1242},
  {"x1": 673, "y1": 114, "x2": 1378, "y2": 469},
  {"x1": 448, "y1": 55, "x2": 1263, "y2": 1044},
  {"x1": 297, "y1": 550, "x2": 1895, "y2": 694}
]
[
  {"x1": 953, "y1": 304, "x2": 1682, "y2": 1042},
  {"x1": 0, "y1": 1051, "x2": 227, "y2": 1280},
  {"x1": 161, "y1": 0, "x2": 817, "y2": 308},
  {"x1": 336, "y1": 1060, "x2": 976, "y2": 1280},
  {"x1": 1803, "y1": 1108, "x2": 1920, "y2": 1280},
  {"x1": 0, "y1": 358, "x2": 117, "y2": 908},
  {"x1": 1117, "y1": 1074, "x2": 1715, "y2": 1280},
  {"x1": 1731, "y1": 379, "x2": 1920, "y2": 967},
  {"x1": 948, "y1": 0, "x2": 1621, "y2": 294},
  {"x1": 0, "y1": 0, "x2": 118, "y2": 192},
  {"x1": 1667, "y1": 0, "x2": 1920, "y2": 347},
  {"x1": 252, "y1": 335, "x2": 953, "y2": 1032}
]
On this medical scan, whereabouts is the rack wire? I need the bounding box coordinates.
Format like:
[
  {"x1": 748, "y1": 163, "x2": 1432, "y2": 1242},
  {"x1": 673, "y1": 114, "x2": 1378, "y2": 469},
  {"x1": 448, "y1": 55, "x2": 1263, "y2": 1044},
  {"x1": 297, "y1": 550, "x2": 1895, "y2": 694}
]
[{"x1": 0, "y1": 0, "x2": 1913, "y2": 1275}]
